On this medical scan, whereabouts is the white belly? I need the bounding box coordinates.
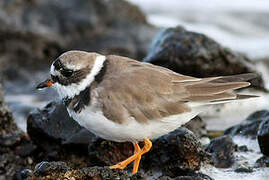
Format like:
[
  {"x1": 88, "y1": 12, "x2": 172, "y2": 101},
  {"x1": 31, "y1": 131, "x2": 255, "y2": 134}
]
[{"x1": 67, "y1": 106, "x2": 200, "y2": 142}]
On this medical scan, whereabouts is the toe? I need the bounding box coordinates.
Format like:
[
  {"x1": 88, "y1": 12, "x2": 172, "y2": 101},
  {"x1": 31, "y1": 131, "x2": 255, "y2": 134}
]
[{"x1": 109, "y1": 163, "x2": 126, "y2": 170}]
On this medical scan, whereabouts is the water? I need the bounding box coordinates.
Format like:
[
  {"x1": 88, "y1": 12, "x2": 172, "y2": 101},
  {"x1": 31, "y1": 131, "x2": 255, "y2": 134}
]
[
  {"x1": 201, "y1": 136, "x2": 269, "y2": 180},
  {"x1": 127, "y1": 0, "x2": 269, "y2": 59}
]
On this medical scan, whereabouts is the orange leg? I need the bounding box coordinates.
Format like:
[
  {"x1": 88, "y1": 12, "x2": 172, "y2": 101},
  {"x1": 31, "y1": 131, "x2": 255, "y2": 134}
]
[
  {"x1": 132, "y1": 142, "x2": 141, "y2": 174},
  {"x1": 109, "y1": 138, "x2": 152, "y2": 174}
]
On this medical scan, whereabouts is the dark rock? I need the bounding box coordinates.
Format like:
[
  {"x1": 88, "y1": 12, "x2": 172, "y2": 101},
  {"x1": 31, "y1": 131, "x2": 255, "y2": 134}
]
[
  {"x1": 258, "y1": 118, "x2": 269, "y2": 156},
  {"x1": 224, "y1": 120, "x2": 260, "y2": 139},
  {"x1": 0, "y1": 84, "x2": 16, "y2": 134},
  {"x1": 148, "y1": 128, "x2": 211, "y2": 177},
  {"x1": 158, "y1": 172, "x2": 212, "y2": 180},
  {"x1": 15, "y1": 143, "x2": 37, "y2": 157},
  {"x1": 237, "y1": 145, "x2": 248, "y2": 152},
  {"x1": 255, "y1": 156, "x2": 269, "y2": 167},
  {"x1": 246, "y1": 110, "x2": 269, "y2": 122},
  {"x1": 88, "y1": 139, "x2": 133, "y2": 168},
  {"x1": 62, "y1": 128, "x2": 96, "y2": 146},
  {"x1": 234, "y1": 166, "x2": 253, "y2": 173},
  {"x1": 0, "y1": 0, "x2": 157, "y2": 72},
  {"x1": 26, "y1": 161, "x2": 212, "y2": 180},
  {"x1": 144, "y1": 26, "x2": 264, "y2": 89},
  {"x1": 88, "y1": 127, "x2": 211, "y2": 177},
  {"x1": 34, "y1": 161, "x2": 69, "y2": 176},
  {"x1": 183, "y1": 116, "x2": 206, "y2": 137},
  {"x1": 29, "y1": 162, "x2": 139, "y2": 179},
  {"x1": 0, "y1": 83, "x2": 31, "y2": 180},
  {"x1": 0, "y1": 131, "x2": 22, "y2": 147},
  {"x1": 27, "y1": 101, "x2": 96, "y2": 152},
  {"x1": 206, "y1": 135, "x2": 236, "y2": 168},
  {"x1": 19, "y1": 169, "x2": 33, "y2": 179},
  {"x1": 0, "y1": 147, "x2": 32, "y2": 180},
  {"x1": 224, "y1": 110, "x2": 269, "y2": 139}
]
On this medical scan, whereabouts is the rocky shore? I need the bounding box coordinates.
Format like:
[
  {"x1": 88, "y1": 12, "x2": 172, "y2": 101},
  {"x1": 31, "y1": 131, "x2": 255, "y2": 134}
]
[{"x1": 1, "y1": 0, "x2": 269, "y2": 179}]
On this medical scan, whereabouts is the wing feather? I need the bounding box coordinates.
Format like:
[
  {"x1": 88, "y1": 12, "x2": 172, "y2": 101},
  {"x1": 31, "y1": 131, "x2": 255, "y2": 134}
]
[{"x1": 97, "y1": 55, "x2": 256, "y2": 124}]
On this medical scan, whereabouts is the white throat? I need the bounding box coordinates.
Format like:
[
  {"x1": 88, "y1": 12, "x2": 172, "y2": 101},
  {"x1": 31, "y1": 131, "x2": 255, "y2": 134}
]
[{"x1": 52, "y1": 55, "x2": 106, "y2": 99}]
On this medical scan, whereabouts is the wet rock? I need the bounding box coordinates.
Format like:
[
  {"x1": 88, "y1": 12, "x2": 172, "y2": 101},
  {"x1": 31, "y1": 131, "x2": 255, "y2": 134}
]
[
  {"x1": 0, "y1": 83, "x2": 32, "y2": 180},
  {"x1": 237, "y1": 145, "x2": 248, "y2": 152},
  {"x1": 234, "y1": 166, "x2": 253, "y2": 173},
  {"x1": 22, "y1": 162, "x2": 212, "y2": 180},
  {"x1": 24, "y1": 162, "x2": 139, "y2": 180},
  {"x1": 0, "y1": 84, "x2": 16, "y2": 134},
  {"x1": 27, "y1": 101, "x2": 96, "y2": 152},
  {"x1": 34, "y1": 161, "x2": 70, "y2": 176},
  {"x1": 88, "y1": 139, "x2": 134, "y2": 168},
  {"x1": 257, "y1": 118, "x2": 269, "y2": 156},
  {"x1": 144, "y1": 26, "x2": 264, "y2": 89},
  {"x1": 158, "y1": 172, "x2": 212, "y2": 180},
  {"x1": 224, "y1": 110, "x2": 269, "y2": 139},
  {"x1": 0, "y1": 0, "x2": 157, "y2": 72},
  {"x1": 0, "y1": 139, "x2": 35, "y2": 180},
  {"x1": 255, "y1": 156, "x2": 269, "y2": 167},
  {"x1": 15, "y1": 143, "x2": 37, "y2": 157},
  {"x1": 88, "y1": 127, "x2": 211, "y2": 177},
  {"x1": 205, "y1": 135, "x2": 236, "y2": 168},
  {"x1": 0, "y1": 131, "x2": 22, "y2": 147},
  {"x1": 148, "y1": 128, "x2": 211, "y2": 177},
  {"x1": 246, "y1": 110, "x2": 269, "y2": 122},
  {"x1": 19, "y1": 169, "x2": 33, "y2": 179},
  {"x1": 183, "y1": 116, "x2": 206, "y2": 137},
  {"x1": 224, "y1": 121, "x2": 260, "y2": 139}
]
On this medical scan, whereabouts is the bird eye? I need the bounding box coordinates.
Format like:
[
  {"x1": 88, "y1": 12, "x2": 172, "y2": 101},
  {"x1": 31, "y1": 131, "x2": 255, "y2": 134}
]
[{"x1": 61, "y1": 69, "x2": 73, "y2": 77}]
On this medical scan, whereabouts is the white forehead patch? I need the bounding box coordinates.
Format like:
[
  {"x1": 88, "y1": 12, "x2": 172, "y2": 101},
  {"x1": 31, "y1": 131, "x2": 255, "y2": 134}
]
[
  {"x1": 52, "y1": 55, "x2": 106, "y2": 99},
  {"x1": 64, "y1": 63, "x2": 80, "y2": 71},
  {"x1": 50, "y1": 61, "x2": 62, "y2": 77},
  {"x1": 50, "y1": 63, "x2": 56, "y2": 76}
]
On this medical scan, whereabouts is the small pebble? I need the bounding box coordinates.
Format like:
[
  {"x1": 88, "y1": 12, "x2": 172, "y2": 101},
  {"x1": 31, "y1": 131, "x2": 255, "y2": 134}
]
[
  {"x1": 20, "y1": 169, "x2": 33, "y2": 178},
  {"x1": 27, "y1": 157, "x2": 33, "y2": 165}
]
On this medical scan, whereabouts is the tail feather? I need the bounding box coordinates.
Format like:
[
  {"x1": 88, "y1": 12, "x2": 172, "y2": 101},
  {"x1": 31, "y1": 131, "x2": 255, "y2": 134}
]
[
  {"x1": 186, "y1": 81, "x2": 250, "y2": 96},
  {"x1": 181, "y1": 73, "x2": 259, "y2": 106},
  {"x1": 209, "y1": 73, "x2": 257, "y2": 83}
]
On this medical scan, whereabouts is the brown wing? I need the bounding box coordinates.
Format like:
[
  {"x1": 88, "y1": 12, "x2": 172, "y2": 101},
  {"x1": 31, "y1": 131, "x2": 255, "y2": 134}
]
[{"x1": 97, "y1": 55, "x2": 256, "y2": 124}]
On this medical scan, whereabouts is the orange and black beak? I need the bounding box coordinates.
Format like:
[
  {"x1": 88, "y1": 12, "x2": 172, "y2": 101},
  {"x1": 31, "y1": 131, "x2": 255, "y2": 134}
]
[{"x1": 36, "y1": 78, "x2": 54, "y2": 90}]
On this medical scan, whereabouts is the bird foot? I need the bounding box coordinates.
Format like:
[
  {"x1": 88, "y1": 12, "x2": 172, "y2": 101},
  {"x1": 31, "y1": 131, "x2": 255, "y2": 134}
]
[
  {"x1": 109, "y1": 163, "x2": 127, "y2": 170},
  {"x1": 109, "y1": 138, "x2": 152, "y2": 174}
]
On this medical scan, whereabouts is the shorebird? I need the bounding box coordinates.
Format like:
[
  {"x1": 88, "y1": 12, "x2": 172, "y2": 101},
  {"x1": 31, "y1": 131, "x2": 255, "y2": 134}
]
[{"x1": 37, "y1": 50, "x2": 257, "y2": 174}]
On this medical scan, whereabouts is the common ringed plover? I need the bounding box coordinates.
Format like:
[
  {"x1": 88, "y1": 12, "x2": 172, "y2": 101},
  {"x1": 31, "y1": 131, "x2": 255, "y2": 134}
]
[{"x1": 37, "y1": 50, "x2": 257, "y2": 174}]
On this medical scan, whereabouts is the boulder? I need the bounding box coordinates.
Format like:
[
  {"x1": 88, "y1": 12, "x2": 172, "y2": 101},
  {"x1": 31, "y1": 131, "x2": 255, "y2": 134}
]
[
  {"x1": 205, "y1": 135, "x2": 236, "y2": 168},
  {"x1": 183, "y1": 116, "x2": 206, "y2": 138},
  {"x1": 0, "y1": 83, "x2": 35, "y2": 180},
  {"x1": 0, "y1": 0, "x2": 158, "y2": 72},
  {"x1": 143, "y1": 26, "x2": 264, "y2": 89},
  {"x1": 255, "y1": 156, "x2": 269, "y2": 168},
  {"x1": 257, "y1": 118, "x2": 269, "y2": 156},
  {"x1": 234, "y1": 166, "x2": 253, "y2": 173},
  {"x1": 0, "y1": 84, "x2": 16, "y2": 134},
  {"x1": 88, "y1": 128, "x2": 211, "y2": 177},
  {"x1": 224, "y1": 110, "x2": 269, "y2": 139},
  {"x1": 27, "y1": 101, "x2": 96, "y2": 152}
]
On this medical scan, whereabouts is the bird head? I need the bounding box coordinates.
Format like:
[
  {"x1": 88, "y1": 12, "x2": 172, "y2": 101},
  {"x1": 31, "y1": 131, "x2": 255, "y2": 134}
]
[{"x1": 36, "y1": 50, "x2": 106, "y2": 99}]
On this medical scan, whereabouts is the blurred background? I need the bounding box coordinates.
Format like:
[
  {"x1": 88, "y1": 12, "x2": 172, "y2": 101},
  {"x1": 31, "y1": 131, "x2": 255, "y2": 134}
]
[
  {"x1": 1, "y1": 0, "x2": 269, "y2": 179},
  {"x1": 1, "y1": 0, "x2": 268, "y2": 132},
  {"x1": 129, "y1": 0, "x2": 269, "y2": 59}
]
